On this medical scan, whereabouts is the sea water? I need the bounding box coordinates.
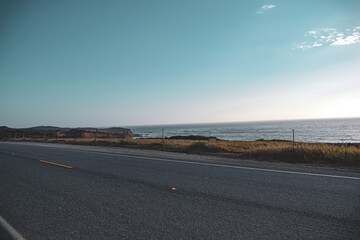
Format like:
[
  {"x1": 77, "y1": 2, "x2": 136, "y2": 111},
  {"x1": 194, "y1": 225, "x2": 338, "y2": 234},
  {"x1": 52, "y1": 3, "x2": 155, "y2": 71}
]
[{"x1": 126, "y1": 118, "x2": 360, "y2": 143}]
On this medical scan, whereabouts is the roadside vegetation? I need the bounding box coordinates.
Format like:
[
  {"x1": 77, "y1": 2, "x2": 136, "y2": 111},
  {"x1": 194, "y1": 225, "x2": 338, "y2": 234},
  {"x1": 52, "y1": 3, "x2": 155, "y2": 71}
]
[{"x1": 5, "y1": 136, "x2": 360, "y2": 168}]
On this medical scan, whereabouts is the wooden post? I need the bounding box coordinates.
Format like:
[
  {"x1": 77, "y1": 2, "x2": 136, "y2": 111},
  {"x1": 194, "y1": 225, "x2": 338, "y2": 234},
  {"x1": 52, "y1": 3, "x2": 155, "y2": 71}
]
[{"x1": 292, "y1": 129, "x2": 295, "y2": 149}]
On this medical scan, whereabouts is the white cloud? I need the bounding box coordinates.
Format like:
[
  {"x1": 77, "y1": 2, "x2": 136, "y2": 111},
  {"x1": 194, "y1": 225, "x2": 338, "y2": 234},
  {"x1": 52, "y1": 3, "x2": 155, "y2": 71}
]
[
  {"x1": 296, "y1": 26, "x2": 360, "y2": 49},
  {"x1": 261, "y1": 4, "x2": 275, "y2": 9},
  {"x1": 256, "y1": 4, "x2": 276, "y2": 14},
  {"x1": 331, "y1": 35, "x2": 360, "y2": 46},
  {"x1": 313, "y1": 43, "x2": 323, "y2": 47}
]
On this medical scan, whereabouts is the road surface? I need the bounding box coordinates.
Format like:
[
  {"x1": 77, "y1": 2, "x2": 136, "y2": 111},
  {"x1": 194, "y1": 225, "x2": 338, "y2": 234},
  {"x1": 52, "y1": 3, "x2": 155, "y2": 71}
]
[{"x1": 1, "y1": 142, "x2": 359, "y2": 239}]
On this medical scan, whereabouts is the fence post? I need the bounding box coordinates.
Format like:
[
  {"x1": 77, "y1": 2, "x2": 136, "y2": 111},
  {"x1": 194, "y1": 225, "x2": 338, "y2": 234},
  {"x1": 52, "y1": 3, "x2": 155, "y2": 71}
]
[{"x1": 292, "y1": 129, "x2": 295, "y2": 149}]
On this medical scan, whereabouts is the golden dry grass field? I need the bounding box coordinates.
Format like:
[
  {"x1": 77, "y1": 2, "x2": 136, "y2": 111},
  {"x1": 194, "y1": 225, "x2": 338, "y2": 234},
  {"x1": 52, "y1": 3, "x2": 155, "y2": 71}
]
[{"x1": 9, "y1": 137, "x2": 360, "y2": 168}]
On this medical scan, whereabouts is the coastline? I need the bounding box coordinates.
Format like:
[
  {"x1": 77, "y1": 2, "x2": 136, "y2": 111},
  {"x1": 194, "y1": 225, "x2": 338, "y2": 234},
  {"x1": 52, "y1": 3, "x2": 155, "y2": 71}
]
[{"x1": 129, "y1": 118, "x2": 360, "y2": 143}]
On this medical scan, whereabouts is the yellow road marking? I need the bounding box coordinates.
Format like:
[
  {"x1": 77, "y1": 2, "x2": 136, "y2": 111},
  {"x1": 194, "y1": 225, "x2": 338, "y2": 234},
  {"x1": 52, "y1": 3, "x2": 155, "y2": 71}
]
[{"x1": 39, "y1": 160, "x2": 73, "y2": 169}]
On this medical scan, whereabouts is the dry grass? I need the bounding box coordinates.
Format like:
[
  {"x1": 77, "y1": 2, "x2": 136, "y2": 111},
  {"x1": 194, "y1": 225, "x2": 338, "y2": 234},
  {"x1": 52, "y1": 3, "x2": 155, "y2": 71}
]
[{"x1": 9, "y1": 137, "x2": 360, "y2": 168}]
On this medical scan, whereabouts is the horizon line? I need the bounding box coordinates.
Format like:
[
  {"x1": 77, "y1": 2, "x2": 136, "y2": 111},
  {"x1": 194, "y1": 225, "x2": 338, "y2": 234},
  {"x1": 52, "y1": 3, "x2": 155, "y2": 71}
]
[
  {"x1": 123, "y1": 116, "x2": 360, "y2": 128},
  {"x1": 3, "y1": 116, "x2": 360, "y2": 129}
]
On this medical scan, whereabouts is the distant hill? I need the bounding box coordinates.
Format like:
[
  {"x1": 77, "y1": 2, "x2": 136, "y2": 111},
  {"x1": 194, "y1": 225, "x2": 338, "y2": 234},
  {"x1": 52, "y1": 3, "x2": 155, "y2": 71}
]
[
  {"x1": 0, "y1": 126, "x2": 133, "y2": 140},
  {"x1": 30, "y1": 126, "x2": 70, "y2": 131}
]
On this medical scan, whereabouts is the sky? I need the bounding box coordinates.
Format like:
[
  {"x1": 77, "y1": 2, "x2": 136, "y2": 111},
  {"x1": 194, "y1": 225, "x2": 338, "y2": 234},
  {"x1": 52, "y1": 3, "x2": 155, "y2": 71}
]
[{"x1": 1, "y1": 0, "x2": 360, "y2": 128}]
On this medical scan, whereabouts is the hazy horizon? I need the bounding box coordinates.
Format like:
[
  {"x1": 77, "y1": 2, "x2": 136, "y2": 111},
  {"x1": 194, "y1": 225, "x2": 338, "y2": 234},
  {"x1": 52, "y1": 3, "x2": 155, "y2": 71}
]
[
  {"x1": 3, "y1": 116, "x2": 360, "y2": 129},
  {"x1": 1, "y1": 0, "x2": 360, "y2": 128}
]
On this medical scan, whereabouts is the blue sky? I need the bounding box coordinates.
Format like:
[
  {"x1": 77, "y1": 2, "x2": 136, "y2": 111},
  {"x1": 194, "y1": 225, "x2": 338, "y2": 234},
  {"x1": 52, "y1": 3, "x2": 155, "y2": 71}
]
[{"x1": 1, "y1": 0, "x2": 360, "y2": 127}]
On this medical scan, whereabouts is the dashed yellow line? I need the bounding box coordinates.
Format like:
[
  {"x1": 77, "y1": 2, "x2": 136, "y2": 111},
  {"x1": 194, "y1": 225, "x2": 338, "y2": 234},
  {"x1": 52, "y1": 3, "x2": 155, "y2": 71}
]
[{"x1": 39, "y1": 160, "x2": 73, "y2": 169}]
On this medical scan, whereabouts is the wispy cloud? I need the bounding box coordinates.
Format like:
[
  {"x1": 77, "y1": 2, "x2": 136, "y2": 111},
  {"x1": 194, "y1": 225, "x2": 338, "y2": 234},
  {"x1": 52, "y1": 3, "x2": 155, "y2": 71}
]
[
  {"x1": 256, "y1": 4, "x2": 276, "y2": 14},
  {"x1": 296, "y1": 26, "x2": 360, "y2": 49}
]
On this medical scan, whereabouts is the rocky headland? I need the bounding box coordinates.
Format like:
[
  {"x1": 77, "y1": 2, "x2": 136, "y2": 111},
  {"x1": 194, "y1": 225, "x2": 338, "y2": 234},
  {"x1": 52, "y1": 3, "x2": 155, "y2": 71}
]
[{"x1": 0, "y1": 126, "x2": 133, "y2": 140}]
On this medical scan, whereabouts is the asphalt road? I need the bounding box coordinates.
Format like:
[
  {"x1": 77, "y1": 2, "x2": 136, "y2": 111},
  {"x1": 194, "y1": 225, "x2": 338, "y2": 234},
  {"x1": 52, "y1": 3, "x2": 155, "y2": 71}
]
[{"x1": 1, "y1": 142, "x2": 359, "y2": 239}]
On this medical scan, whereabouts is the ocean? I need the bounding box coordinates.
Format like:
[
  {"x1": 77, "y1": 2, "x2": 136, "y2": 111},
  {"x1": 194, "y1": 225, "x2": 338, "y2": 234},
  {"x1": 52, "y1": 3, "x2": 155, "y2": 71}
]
[{"x1": 127, "y1": 118, "x2": 360, "y2": 143}]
